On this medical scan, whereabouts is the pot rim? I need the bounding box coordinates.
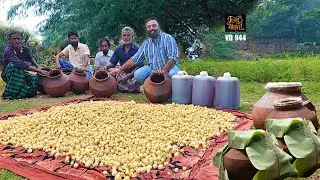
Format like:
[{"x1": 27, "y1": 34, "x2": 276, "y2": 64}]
[
  {"x1": 38, "y1": 67, "x2": 51, "y2": 77},
  {"x1": 73, "y1": 69, "x2": 86, "y2": 76},
  {"x1": 273, "y1": 97, "x2": 303, "y2": 110},
  {"x1": 94, "y1": 70, "x2": 109, "y2": 82},
  {"x1": 150, "y1": 72, "x2": 167, "y2": 85},
  {"x1": 47, "y1": 69, "x2": 62, "y2": 79},
  {"x1": 265, "y1": 82, "x2": 302, "y2": 92}
]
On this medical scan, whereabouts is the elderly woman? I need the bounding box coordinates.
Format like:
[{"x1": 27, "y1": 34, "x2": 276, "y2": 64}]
[{"x1": 103, "y1": 27, "x2": 142, "y2": 93}]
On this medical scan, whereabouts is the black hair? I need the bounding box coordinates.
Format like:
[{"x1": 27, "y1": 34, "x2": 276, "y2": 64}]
[
  {"x1": 67, "y1": 31, "x2": 79, "y2": 38},
  {"x1": 8, "y1": 31, "x2": 22, "y2": 39},
  {"x1": 145, "y1": 17, "x2": 159, "y2": 24},
  {"x1": 99, "y1": 38, "x2": 111, "y2": 47}
]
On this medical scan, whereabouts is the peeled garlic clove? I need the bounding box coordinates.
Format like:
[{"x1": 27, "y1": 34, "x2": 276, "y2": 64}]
[{"x1": 73, "y1": 163, "x2": 79, "y2": 169}]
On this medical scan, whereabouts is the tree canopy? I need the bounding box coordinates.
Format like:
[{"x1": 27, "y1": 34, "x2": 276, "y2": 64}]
[
  {"x1": 247, "y1": 0, "x2": 320, "y2": 43},
  {"x1": 5, "y1": 0, "x2": 258, "y2": 53}
]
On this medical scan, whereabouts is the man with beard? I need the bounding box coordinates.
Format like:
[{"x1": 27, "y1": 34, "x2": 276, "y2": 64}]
[
  {"x1": 112, "y1": 19, "x2": 180, "y2": 85},
  {"x1": 93, "y1": 38, "x2": 114, "y2": 72},
  {"x1": 1, "y1": 31, "x2": 48, "y2": 99},
  {"x1": 103, "y1": 27, "x2": 142, "y2": 93},
  {"x1": 54, "y1": 31, "x2": 91, "y2": 77}
]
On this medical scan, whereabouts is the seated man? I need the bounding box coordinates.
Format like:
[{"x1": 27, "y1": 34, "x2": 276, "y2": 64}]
[
  {"x1": 1, "y1": 31, "x2": 48, "y2": 99},
  {"x1": 104, "y1": 27, "x2": 142, "y2": 93},
  {"x1": 112, "y1": 19, "x2": 180, "y2": 84},
  {"x1": 54, "y1": 31, "x2": 92, "y2": 78},
  {"x1": 93, "y1": 38, "x2": 114, "y2": 73}
]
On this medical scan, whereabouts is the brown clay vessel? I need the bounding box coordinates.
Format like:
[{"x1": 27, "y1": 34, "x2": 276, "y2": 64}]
[
  {"x1": 252, "y1": 82, "x2": 316, "y2": 129},
  {"x1": 69, "y1": 69, "x2": 89, "y2": 94},
  {"x1": 266, "y1": 97, "x2": 318, "y2": 130},
  {"x1": 44, "y1": 69, "x2": 71, "y2": 97},
  {"x1": 223, "y1": 149, "x2": 258, "y2": 180},
  {"x1": 143, "y1": 72, "x2": 172, "y2": 103},
  {"x1": 37, "y1": 67, "x2": 51, "y2": 94},
  {"x1": 89, "y1": 70, "x2": 116, "y2": 97}
]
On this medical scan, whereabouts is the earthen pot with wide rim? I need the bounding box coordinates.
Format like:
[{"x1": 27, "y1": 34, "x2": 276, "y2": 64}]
[
  {"x1": 266, "y1": 97, "x2": 318, "y2": 130},
  {"x1": 43, "y1": 69, "x2": 71, "y2": 97},
  {"x1": 37, "y1": 67, "x2": 51, "y2": 94},
  {"x1": 69, "y1": 69, "x2": 89, "y2": 94},
  {"x1": 89, "y1": 70, "x2": 116, "y2": 97},
  {"x1": 252, "y1": 82, "x2": 316, "y2": 129},
  {"x1": 143, "y1": 72, "x2": 172, "y2": 103},
  {"x1": 223, "y1": 149, "x2": 258, "y2": 180}
]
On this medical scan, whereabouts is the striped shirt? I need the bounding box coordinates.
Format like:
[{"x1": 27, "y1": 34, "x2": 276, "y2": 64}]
[{"x1": 132, "y1": 32, "x2": 179, "y2": 70}]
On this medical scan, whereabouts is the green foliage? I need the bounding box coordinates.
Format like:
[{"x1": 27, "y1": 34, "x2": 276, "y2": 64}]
[
  {"x1": 248, "y1": 132, "x2": 298, "y2": 180},
  {"x1": 295, "y1": 7, "x2": 320, "y2": 43},
  {"x1": 0, "y1": 170, "x2": 23, "y2": 180},
  {"x1": 180, "y1": 56, "x2": 320, "y2": 82},
  {"x1": 6, "y1": 0, "x2": 258, "y2": 53},
  {"x1": 266, "y1": 119, "x2": 320, "y2": 177},
  {"x1": 247, "y1": 0, "x2": 320, "y2": 44},
  {"x1": 215, "y1": 130, "x2": 298, "y2": 180},
  {"x1": 206, "y1": 31, "x2": 236, "y2": 59}
]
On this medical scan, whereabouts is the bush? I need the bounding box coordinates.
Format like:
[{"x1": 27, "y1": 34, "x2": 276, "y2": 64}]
[
  {"x1": 206, "y1": 31, "x2": 236, "y2": 60},
  {"x1": 180, "y1": 56, "x2": 320, "y2": 83}
]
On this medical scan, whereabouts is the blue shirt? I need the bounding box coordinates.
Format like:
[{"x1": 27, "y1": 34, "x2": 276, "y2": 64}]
[
  {"x1": 132, "y1": 32, "x2": 179, "y2": 70},
  {"x1": 110, "y1": 43, "x2": 140, "y2": 73}
]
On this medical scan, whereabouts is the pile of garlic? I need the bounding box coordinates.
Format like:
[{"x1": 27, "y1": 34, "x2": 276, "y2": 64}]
[{"x1": 0, "y1": 100, "x2": 235, "y2": 179}]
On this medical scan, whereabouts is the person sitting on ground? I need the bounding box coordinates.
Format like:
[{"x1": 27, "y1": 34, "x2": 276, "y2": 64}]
[
  {"x1": 54, "y1": 31, "x2": 92, "y2": 78},
  {"x1": 112, "y1": 18, "x2": 180, "y2": 85},
  {"x1": 1, "y1": 31, "x2": 48, "y2": 100},
  {"x1": 103, "y1": 27, "x2": 142, "y2": 93},
  {"x1": 93, "y1": 38, "x2": 114, "y2": 73}
]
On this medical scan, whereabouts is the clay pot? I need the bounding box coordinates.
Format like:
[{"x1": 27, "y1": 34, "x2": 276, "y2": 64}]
[
  {"x1": 143, "y1": 72, "x2": 172, "y2": 103},
  {"x1": 69, "y1": 69, "x2": 89, "y2": 94},
  {"x1": 89, "y1": 70, "x2": 116, "y2": 97},
  {"x1": 252, "y1": 82, "x2": 316, "y2": 129},
  {"x1": 223, "y1": 149, "x2": 258, "y2": 180},
  {"x1": 37, "y1": 67, "x2": 51, "y2": 94},
  {"x1": 266, "y1": 98, "x2": 318, "y2": 130},
  {"x1": 62, "y1": 68, "x2": 73, "y2": 75},
  {"x1": 43, "y1": 69, "x2": 71, "y2": 97}
]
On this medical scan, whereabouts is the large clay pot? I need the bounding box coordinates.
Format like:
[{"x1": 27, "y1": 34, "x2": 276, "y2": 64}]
[
  {"x1": 89, "y1": 70, "x2": 116, "y2": 97},
  {"x1": 44, "y1": 69, "x2": 71, "y2": 97},
  {"x1": 252, "y1": 82, "x2": 316, "y2": 129},
  {"x1": 37, "y1": 67, "x2": 51, "y2": 94},
  {"x1": 143, "y1": 72, "x2": 172, "y2": 103},
  {"x1": 223, "y1": 149, "x2": 258, "y2": 180},
  {"x1": 69, "y1": 69, "x2": 89, "y2": 94},
  {"x1": 266, "y1": 98, "x2": 318, "y2": 130}
]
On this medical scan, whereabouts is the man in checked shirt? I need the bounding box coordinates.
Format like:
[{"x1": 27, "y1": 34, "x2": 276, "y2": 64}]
[{"x1": 112, "y1": 18, "x2": 180, "y2": 85}]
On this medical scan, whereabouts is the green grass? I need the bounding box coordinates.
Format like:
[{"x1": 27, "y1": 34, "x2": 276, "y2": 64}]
[
  {"x1": 0, "y1": 169, "x2": 25, "y2": 180},
  {"x1": 180, "y1": 55, "x2": 320, "y2": 82}
]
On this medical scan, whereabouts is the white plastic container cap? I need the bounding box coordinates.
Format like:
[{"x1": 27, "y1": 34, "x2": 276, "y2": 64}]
[
  {"x1": 176, "y1": 71, "x2": 188, "y2": 76},
  {"x1": 223, "y1": 72, "x2": 231, "y2": 78},
  {"x1": 199, "y1": 71, "x2": 208, "y2": 76}
]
